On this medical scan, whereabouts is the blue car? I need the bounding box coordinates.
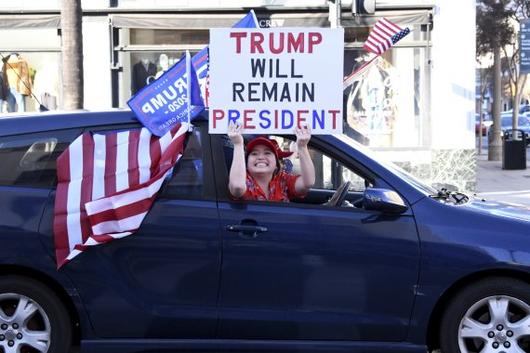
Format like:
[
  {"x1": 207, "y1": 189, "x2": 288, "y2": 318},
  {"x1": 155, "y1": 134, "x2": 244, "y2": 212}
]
[
  {"x1": 0, "y1": 110, "x2": 530, "y2": 353},
  {"x1": 489, "y1": 113, "x2": 530, "y2": 145}
]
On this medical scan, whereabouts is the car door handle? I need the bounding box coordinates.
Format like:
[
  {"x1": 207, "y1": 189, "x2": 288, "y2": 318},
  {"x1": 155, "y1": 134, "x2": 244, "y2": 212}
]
[{"x1": 225, "y1": 224, "x2": 268, "y2": 239}]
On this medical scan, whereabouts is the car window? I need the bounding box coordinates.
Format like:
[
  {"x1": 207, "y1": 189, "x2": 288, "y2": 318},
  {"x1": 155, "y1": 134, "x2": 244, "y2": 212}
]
[
  {"x1": 0, "y1": 129, "x2": 80, "y2": 188},
  {"x1": 220, "y1": 134, "x2": 371, "y2": 206},
  {"x1": 273, "y1": 137, "x2": 369, "y2": 192},
  {"x1": 160, "y1": 127, "x2": 206, "y2": 200}
]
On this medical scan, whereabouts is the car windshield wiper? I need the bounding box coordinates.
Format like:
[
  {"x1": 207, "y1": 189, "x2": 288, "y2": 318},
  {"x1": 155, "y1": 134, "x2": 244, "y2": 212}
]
[{"x1": 430, "y1": 188, "x2": 469, "y2": 205}]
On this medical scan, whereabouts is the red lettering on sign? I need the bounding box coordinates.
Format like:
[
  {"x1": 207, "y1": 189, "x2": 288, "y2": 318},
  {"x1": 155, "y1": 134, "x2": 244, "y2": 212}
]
[
  {"x1": 287, "y1": 33, "x2": 304, "y2": 53},
  {"x1": 297, "y1": 110, "x2": 308, "y2": 128},
  {"x1": 250, "y1": 32, "x2": 265, "y2": 53},
  {"x1": 270, "y1": 32, "x2": 285, "y2": 54},
  {"x1": 212, "y1": 109, "x2": 225, "y2": 129},
  {"x1": 230, "y1": 32, "x2": 247, "y2": 53},
  {"x1": 329, "y1": 109, "x2": 340, "y2": 129},
  {"x1": 243, "y1": 110, "x2": 256, "y2": 129},
  {"x1": 308, "y1": 32, "x2": 322, "y2": 53}
]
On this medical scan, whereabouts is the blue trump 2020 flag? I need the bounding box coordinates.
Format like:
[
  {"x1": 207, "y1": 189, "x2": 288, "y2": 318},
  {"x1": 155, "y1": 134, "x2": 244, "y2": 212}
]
[{"x1": 127, "y1": 51, "x2": 204, "y2": 136}]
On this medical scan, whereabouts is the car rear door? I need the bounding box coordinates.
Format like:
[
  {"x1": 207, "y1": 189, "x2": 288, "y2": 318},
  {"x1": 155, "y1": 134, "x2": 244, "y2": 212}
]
[
  {"x1": 0, "y1": 128, "x2": 82, "y2": 263},
  {"x1": 38, "y1": 122, "x2": 222, "y2": 338},
  {"x1": 212, "y1": 134, "x2": 420, "y2": 342}
]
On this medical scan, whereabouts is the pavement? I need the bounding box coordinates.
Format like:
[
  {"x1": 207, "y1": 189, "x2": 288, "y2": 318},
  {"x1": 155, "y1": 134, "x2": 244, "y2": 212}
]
[{"x1": 475, "y1": 137, "x2": 530, "y2": 205}]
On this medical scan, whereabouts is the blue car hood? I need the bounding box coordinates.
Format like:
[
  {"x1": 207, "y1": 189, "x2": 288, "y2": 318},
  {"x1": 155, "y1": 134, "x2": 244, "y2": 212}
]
[{"x1": 464, "y1": 197, "x2": 530, "y2": 223}]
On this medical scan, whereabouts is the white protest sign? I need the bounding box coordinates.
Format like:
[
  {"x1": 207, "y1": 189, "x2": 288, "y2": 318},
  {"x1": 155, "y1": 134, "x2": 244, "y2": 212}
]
[{"x1": 209, "y1": 27, "x2": 344, "y2": 134}]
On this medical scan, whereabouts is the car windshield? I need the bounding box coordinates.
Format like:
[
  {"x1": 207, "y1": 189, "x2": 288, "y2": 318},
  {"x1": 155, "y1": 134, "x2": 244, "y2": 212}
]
[{"x1": 334, "y1": 134, "x2": 439, "y2": 196}]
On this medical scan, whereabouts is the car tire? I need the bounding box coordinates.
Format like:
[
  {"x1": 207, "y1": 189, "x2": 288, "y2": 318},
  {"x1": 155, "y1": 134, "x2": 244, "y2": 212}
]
[
  {"x1": 0, "y1": 275, "x2": 72, "y2": 353},
  {"x1": 440, "y1": 277, "x2": 530, "y2": 353}
]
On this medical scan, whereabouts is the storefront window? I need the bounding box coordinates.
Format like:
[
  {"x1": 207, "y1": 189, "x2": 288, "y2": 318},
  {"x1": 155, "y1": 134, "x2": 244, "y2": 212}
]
[
  {"x1": 118, "y1": 28, "x2": 208, "y2": 103},
  {"x1": 130, "y1": 29, "x2": 208, "y2": 46},
  {"x1": 0, "y1": 28, "x2": 61, "y2": 113},
  {"x1": 343, "y1": 23, "x2": 430, "y2": 149},
  {"x1": 344, "y1": 48, "x2": 427, "y2": 148}
]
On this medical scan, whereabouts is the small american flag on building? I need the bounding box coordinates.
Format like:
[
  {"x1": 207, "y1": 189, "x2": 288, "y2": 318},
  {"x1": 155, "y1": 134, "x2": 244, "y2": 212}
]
[
  {"x1": 53, "y1": 123, "x2": 188, "y2": 268},
  {"x1": 363, "y1": 18, "x2": 411, "y2": 55}
]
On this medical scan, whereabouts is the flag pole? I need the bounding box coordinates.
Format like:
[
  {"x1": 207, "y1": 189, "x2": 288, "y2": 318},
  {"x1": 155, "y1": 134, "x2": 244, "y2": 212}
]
[
  {"x1": 185, "y1": 50, "x2": 192, "y2": 131},
  {"x1": 343, "y1": 54, "x2": 380, "y2": 90}
]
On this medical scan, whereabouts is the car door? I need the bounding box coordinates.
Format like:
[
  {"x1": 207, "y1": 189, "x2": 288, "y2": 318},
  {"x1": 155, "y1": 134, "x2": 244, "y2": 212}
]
[
  {"x1": 38, "y1": 121, "x2": 222, "y2": 338},
  {"x1": 212, "y1": 134, "x2": 420, "y2": 341}
]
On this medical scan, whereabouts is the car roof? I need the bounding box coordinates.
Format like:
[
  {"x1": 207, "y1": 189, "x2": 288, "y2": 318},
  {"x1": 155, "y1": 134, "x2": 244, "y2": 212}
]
[{"x1": 0, "y1": 109, "x2": 208, "y2": 136}]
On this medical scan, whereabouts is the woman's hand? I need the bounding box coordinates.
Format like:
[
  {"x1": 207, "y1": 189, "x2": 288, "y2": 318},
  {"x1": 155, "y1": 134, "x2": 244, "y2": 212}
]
[
  {"x1": 228, "y1": 122, "x2": 244, "y2": 146},
  {"x1": 293, "y1": 124, "x2": 315, "y2": 194},
  {"x1": 295, "y1": 125, "x2": 311, "y2": 148}
]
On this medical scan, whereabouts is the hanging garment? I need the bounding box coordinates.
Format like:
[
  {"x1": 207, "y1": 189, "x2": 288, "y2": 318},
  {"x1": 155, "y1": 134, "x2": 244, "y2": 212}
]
[
  {"x1": 4, "y1": 54, "x2": 32, "y2": 96},
  {"x1": 131, "y1": 60, "x2": 157, "y2": 94}
]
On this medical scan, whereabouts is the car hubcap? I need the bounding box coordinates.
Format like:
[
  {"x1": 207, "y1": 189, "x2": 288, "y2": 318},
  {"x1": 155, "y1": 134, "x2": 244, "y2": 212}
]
[
  {"x1": 458, "y1": 295, "x2": 530, "y2": 353},
  {"x1": 0, "y1": 293, "x2": 51, "y2": 353}
]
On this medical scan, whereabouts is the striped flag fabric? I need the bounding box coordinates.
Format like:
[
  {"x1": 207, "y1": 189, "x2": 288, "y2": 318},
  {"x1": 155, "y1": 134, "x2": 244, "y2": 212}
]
[
  {"x1": 53, "y1": 123, "x2": 189, "y2": 268},
  {"x1": 363, "y1": 18, "x2": 410, "y2": 55}
]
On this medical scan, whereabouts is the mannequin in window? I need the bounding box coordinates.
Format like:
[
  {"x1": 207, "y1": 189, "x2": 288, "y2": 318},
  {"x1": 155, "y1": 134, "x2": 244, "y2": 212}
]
[
  {"x1": 2, "y1": 53, "x2": 32, "y2": 112},
  {"x1": 155, "y1": 54, "x2": 170, "y2": 79},
  {"x1": 131, "y1": 58, "x2": 157, "y2": 94}
]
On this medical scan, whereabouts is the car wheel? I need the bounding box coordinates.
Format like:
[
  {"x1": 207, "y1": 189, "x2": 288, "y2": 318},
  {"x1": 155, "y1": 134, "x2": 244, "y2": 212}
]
[
  {"x1": 440, "y1": 277, "x2": 530, "y2": 353},
  {"x1": 0, "y1": 275, "x2": 71, "y2": 353}
]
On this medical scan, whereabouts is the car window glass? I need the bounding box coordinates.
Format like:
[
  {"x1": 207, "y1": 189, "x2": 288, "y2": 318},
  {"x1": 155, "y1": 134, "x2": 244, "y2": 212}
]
[
  {"x1": 161, "y1": 128, "x2": 205, "y2": 199},
  {"x1": 273, "y1": 137, "x2": 368, "y2": 192},
  {"x1": 0, "y1": 130, "x2": 79, "y2": 188}
]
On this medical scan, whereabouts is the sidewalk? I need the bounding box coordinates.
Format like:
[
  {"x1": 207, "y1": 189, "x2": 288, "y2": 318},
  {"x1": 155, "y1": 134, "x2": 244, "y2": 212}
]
[{"x1": 475, "y1": 147, "x2": 530, "y2": 205}]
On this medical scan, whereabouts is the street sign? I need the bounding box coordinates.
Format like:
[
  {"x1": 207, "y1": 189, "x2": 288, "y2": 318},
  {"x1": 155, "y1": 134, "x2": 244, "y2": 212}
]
[{"x1": 521, "y1": 19, "x2": 530, "y2": 75}]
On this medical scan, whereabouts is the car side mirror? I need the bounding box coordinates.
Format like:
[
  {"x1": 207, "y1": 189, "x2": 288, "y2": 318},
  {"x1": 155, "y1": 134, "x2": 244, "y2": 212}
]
[{"x1": 363, "y1": 188, "x2": 408, "y2": 214}]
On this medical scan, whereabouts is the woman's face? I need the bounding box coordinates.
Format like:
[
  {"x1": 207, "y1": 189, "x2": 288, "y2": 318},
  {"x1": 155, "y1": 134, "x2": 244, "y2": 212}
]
[{"x1": 247, "y1": 145, "x2": 277, "y2": 176}]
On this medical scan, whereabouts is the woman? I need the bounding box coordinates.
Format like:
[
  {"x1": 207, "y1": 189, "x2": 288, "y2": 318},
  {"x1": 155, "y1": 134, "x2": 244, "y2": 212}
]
[{"x1": 228, "y1": 122, "x2": 315, "y2": 202}]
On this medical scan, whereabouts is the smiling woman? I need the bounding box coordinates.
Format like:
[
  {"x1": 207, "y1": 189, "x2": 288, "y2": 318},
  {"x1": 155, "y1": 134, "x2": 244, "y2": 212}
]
[{"x1": 227, "y1": 122, "x2": 315, "y2": 202}]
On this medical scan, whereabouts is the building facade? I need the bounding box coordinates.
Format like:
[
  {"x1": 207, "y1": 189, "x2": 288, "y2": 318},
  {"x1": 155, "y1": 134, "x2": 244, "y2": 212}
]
[{"x1": 0, "y1": 0, "x2": 477, "y2": 190}]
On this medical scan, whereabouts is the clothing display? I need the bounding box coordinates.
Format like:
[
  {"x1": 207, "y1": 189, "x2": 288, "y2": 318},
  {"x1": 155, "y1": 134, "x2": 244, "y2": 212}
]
[
  {"x1": 2, "y1": 53, "x2": 32, "y2": 112},
  {"x1": 131, "y1": 59, "x2": 156, "y2": 94}
]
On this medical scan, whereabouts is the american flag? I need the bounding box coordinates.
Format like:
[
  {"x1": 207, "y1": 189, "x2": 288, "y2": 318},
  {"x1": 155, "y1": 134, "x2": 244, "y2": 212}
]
[
  {"x1": 363, "y1": 18, "x2": 411, "y2": 55},
  {"x1": 53, "y1": 123, "x2": 188, "y2": 268}
]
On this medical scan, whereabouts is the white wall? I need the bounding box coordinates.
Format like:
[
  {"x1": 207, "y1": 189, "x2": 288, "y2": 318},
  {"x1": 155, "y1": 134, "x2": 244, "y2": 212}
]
[
  {"x1": 431, "y1": 0, "x2": 476, "y2": 150},
  {"x1": 82, "y1": 16, "x2": 112, "y2": 110},
  {"x1": 0, "y1": 0, "x2": 107, "y2": 11}
]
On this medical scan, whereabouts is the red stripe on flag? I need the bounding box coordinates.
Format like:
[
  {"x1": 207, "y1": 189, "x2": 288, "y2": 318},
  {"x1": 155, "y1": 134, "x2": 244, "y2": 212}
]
[
  {"x1": 91, "y1": 234, "x2": 121, "y2": 244},
  {"x1": 380, "y1": 18, "x2": 401, "y2": 32},
  {"x1": 105, "y1": 133, "x2": 117, "y2": 196},
  {"x1": 149, "y1": 134, "x2": 161, "y2": 176},
  {"x1": 88, "y1": 194, "x2": 158, "y2": 226},
  {"x1": 375, "y1": 22, "x2": 399, "y2": 37},
  {"x1": 128, "y1": 129, "x2": 140, "y2": 187},
  {"x1": 53, "y1": 146, "x2": 71, "y2": 268},
  {"x1": 80, "y1": 134, "x2": 95, "y2": 244}
]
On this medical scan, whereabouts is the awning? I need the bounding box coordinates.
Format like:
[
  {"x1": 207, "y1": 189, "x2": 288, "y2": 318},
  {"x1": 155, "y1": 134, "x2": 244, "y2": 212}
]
[
  {"x1": 111, "y1": 9, "x2": 430, "y2": 29},
  {"x1": 341, "y1": 10, "x2": 432, "y2": 26},
  {"x1": 111, "y1": 14, "x2": 252, "y2": 29},
  {"x1": 0, "y1": 15, "x2": 61, "y2": 29}
]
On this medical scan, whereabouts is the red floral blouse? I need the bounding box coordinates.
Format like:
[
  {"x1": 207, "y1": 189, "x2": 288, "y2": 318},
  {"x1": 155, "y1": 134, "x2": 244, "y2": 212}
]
[{"x1": 233, "y1": 171, "x2": 306, "y2": 202}]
